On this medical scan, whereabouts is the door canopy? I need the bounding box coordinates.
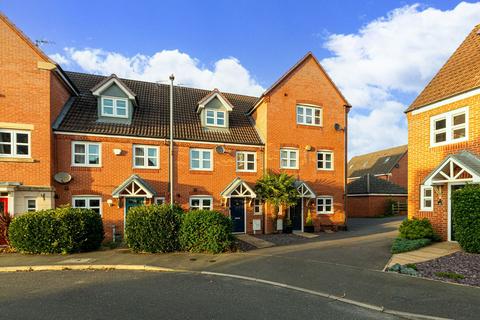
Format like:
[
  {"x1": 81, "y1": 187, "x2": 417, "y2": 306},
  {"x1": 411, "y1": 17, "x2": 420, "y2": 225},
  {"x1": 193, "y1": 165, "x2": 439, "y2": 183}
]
[
  {"x1": 295, "y1": 181, "x2": 316, "y2": 198},
  {"x1": 112, "y1": 174, "x2": 157, "y2": 198},
  {"x1": 423, "y1": 151, "x2": 480, "y2": 186},
  {"x1": 221, "y1": 177, "x2": 256, "y2": 198}
]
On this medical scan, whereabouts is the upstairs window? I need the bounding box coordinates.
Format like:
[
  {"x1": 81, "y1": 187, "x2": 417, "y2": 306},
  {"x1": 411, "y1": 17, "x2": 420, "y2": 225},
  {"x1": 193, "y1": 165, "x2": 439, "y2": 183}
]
[
  {"x1": 317, "y1": 151, "x2": 334, "y2": 170},
  {"x1": 236, "y1": 152, "x2": 256, "y2": 172},
  {"x1": 297, "y1": 105, "x2": 322, "y2": 126},
  {"x1": 280, "y1": 148, "x2": 298, "y2": 169},
  {"x1": 430, "y1": 107, "x2": 468, "y2": 146},
  {"x1": 0, "y1": 130, "x2": 30, "y2": 158},
  {"x1": 72, "y1": 142, "x2": 101, "y2": 167},
  {"x1": 205, "y1": 109, "x2": 226, "y2": 127},
  {"x1": 101, "y1": 97, "x2": 128, "y2": 118},
  {"x1": 133, "y1": 145, "x2": 159, "y2": 168},
  {"x1": 190, "y1": 149, "x2": 212, "y2": 170}
]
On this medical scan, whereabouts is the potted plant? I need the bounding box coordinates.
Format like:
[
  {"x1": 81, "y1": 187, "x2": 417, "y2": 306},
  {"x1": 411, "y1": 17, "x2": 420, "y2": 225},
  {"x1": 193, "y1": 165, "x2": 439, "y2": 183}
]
[
  {"x1": 283, "y1": 218, "x2": 293, "y2": 234},
  {"x1": 304, "y1": 209, "x2": 315, "y2": 233}
]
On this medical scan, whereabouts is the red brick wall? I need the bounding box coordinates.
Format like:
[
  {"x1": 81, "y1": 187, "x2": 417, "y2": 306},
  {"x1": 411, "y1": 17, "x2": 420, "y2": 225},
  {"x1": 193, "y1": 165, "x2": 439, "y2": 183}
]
[
  {"x1": 259, "y1": 56, "x2": 347, "y2": 229},
  {"x1": 389, "y1": 152, "x2": 408, "y2": 189},
  {"x1": 347, "y1": 195, "x2": 407, "y2": 217},
  {"x1": 407, "y1": 94, "x2": 480, "y2": 240}
]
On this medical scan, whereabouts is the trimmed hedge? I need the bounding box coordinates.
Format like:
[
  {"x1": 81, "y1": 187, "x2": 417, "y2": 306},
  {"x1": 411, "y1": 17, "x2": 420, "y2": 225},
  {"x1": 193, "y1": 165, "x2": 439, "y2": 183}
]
[
  {"x1": 125, "y1": 204, "x2": 182, "y2": 253},
  {"x1": 8, "y1": 207, "x2": 104, "y2": 254},
  {"x1": 391, "y1": 238, "x2": 431, "y2": 254},
  {"x1": 399, "y1": 218, "x2": 435, "y2": 240},
  {"x1": 452, "y1": 184, "x2": 480, "y2": 253},
  {"x1": 179, "y1": 210, "x2": 233, "y2": 254}
]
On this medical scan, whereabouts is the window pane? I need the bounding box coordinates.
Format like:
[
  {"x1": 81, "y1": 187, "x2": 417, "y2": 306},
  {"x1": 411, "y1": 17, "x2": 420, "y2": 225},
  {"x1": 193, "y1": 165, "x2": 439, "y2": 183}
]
[
  {"x1": 203, "y1": 199, "x2": 211, "y2": 207},
  {"x1": 247, "y1": 162, "x2": 255, "y2": 170},
  {"x1": 238, "y1": 161, "x2": 245, "y2": 170},
  {"x1": 453, "y1": 128, "x2": 466, "y2": 139},
  {"x1": 16, "y1": 133, "x2": 28, "y2": 144},
  {"x1": 203, "y1": 159, "x2": 211, "y2": 168},
  {"x1": 435, "y1": 132, "x2": 446, "y2": 143},
  {"x1": 103, "y1": 106, "x2": 114, "y2": 115},
  {"x1": 191, "y1": 199, "x2": 200, "y2": 207},
  {"x1": 453, "y1": 113, "x2": 465, "y2": 126},
  {"x1": 202, "y1": 151, "x2": 211, "y2": 160},
  {"x1": 305, "y1": 108, "x2": 312, "y2": 116},
  {"x1": 88, "y1": 155, "x2": 99, "y2": 164},
  {"x1": 74, "y1": 144, "x2": 85, "y2": 154},
  {"x1": 325, "y1": 162, "x2": 331, "y2": 169},
  {"x1": 237, "y1": 153, "x2": 245, "y2": 162},
  {"x1": 116, "y1": 100, "x2": 126, "y2": 108},
  {"x1": 0, "y1": 145, "x2": 11, "y2": 155},
  {"x1": 435, "y1": 119, "x2": 446, "y2": 130},
  {"x1": 325, "y1": 154, "x2": 332, "y2": 161},
  {"x1": 191, "y1": 150, "x2": 199, "y2": 159},
  {"x1": 135, "y1": 157, "x2": 144, "y2": 167},
  {"x1": 74, "y1": 199, "x2": 86, "y2": 207},
  {"x1": 297, "y1": 114, "x2": 304, "y2": 123},
  {"x1": 116, "y1": 108, "x2": 127, "y2": 116},
  {"x1": 74, "y1": 155, "x2": 85, "y2": 164},
  {"x1": 247, "y1": 154, "x2": 255, "y2": 162},
  {"x1": 325, "y1": 205, "x2": 332, "y2": 212},
  {"x1": 317, "y1": 153, "x2": 323, "y2": 161},
  {"x1": 217, "y1": 112, "x2": 225, "y2": 119},
  {"x1": 0, "y1": 132, "x2": 11, "y2": 143},
  {"x1": 281, "y1": 159, "x2": 288, "y2": 167},
  {"x1": 217, "y1": 118, "x2": 225, "y2": 126},
  {"x1": 425, "y1": 200, "x2": 432, "y2": 208},
  {"x1": 280, "y1": 150, "x2": 287, "y2": 159},
  {"x1": 135, "y1": 147, "x2": 145, "y2": 156},
  {"x1": 206, "y1": 110, "x2": 214, "y2": 117},
  {"x1": 88, "y1": 144, "x2": 99, "y2": 155},
  {"x1": 16, "y1": 145, "x2": 28, "y2": 155},
  {"x1": 89, "y1": 199, "x2": 100, "y2": 207},
  {"x1": 191, "y1": 159, "x2": 200, "y2": 168},
  {"x1": 424, "y1": 189, "x2": 432, "y2": 197},
  {"x1": 148, "y1": 158, "x2": 157, "y2": 167},
  {"x1": 103, "y1": 99, "x2": 113, "y2": 107},
  {"x1": 290, "y1": 159, "x2": 297, "y2": 167},
  {"x1": 147, "y1": 148, "x2": 157, "y2": 157}
]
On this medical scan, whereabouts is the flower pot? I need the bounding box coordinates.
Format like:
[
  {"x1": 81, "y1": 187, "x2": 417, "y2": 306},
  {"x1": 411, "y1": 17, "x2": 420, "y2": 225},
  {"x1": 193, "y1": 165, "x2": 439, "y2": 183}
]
[{"x1": 304, "y1": 225, "x2": 315, "y2": 233}]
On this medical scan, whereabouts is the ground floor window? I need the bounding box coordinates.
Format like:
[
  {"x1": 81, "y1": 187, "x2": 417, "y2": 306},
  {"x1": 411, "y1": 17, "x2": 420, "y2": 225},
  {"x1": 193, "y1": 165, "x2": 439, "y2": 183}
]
[
  {"x1": 72, "y1": 196, "x2": 102, "y2": 215},
  {"x1": 317, "y1": 196, "x2": 333, "y2": 214},
  {"x1": 154, "y1": 197, "x2": 165, "y2": 205},
  {"x1": 26, "y1": 198, "x2": 36, "y2": 212},
  {"x1": 254, "y1": 198, "x2": 262, "y2": 215},
  {"x1": 189, "y1": 196, "x2": 213, "y2": 210},
  {"x1": 420, "y1": 185, "x2": 433, "y2": 211}
]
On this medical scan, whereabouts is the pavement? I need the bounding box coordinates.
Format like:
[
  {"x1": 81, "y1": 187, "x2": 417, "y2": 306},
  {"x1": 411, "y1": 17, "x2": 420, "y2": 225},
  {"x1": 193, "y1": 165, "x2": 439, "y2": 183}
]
[
  {"x1": 386, "y1": 241, "x2": 461, "y2": 269},
  {"x1": 235, "y1": 233, "x2": 275, "y2": 248},
  {"x1": 1, "y1": 216, "x2": 480, "y2": 319}
]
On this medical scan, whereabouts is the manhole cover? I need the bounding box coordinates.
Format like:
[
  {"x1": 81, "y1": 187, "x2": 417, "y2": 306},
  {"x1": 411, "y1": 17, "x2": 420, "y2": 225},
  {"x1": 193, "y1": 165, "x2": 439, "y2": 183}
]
[{"x1": 58, "y1": 258, "x2": 94, "y2": 264}]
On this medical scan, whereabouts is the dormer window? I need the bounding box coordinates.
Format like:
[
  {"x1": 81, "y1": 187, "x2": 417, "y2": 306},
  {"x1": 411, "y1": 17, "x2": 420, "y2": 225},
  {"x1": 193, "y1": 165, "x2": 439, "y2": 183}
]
[
  {"x1": 101, "y1": 97, "x2": 128, "y2": 118},
  {"x1": 206, "y1": 109, "x2": 226, "y2": 127}
]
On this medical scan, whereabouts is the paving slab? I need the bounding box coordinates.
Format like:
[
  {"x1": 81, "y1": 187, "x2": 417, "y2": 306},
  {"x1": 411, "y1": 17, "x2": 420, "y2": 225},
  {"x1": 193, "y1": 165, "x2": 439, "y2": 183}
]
[
  {"x1": 293, "y1": 231, "x2": 319, "y2": 238},
  {"x1": 386, "y1": 242, "x2": 461, "y2": 269},
  {"x1": 235, "y1": 234, "x2": 275, "y2": 249}
]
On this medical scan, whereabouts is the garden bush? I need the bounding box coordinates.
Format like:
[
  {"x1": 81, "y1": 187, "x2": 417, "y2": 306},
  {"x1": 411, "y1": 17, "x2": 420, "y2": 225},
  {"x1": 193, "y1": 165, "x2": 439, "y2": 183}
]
[
  {"x1": 391, "y1": 238, "x2": 431, "y2": 254},
  {"x1": 398, "y1": 218, "x2": 435, "y2": 240},
  {"x1": 179, "y1": 210, "x2": 233, "y2": 254},
  {"x1": 125, "y1": 204, "x2": 183, "y2": 253},
  {"x1": 8, "y1": 207, "x2": 104, "y2": 254},
  {"x1": 452, "y1": 184, "x2": 480, "y2": 253}
]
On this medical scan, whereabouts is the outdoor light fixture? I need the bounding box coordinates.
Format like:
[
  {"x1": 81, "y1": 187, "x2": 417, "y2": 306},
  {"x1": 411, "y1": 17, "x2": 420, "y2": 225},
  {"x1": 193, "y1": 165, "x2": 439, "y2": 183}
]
[
  {"x1": 113, "y1": 148, "x2": 122, "y2": 155},
  {"x1": 107, "y1": 199, "x2": 113, "y2": 207}
]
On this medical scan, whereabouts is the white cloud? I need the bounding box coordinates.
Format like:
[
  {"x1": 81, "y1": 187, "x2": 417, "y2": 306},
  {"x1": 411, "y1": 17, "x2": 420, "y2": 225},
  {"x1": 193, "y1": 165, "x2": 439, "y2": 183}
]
[
  {"x1": 321, "y1": 2, "x2": 480, "y2": 157},
  {"x1": 49, "y1": 53, "x2": 70, "y2": 65},
  {"x1": 57, "y1": 48, "x2": 264, "y2": 96}
]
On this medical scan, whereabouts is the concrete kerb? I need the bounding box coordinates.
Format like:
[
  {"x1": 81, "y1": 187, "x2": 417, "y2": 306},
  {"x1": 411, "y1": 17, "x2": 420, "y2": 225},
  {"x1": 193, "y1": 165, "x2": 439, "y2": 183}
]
[{"x1": 0, "y1": 265, "x2": 451, "y2": 320}]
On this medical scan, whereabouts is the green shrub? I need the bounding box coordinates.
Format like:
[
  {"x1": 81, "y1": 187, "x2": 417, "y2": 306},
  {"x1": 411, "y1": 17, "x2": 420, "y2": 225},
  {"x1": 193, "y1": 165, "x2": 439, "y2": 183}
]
[
  {"x1": 125, "y1": 204, "x2": 182, "y2": 253},
  {"x1": 391, "y1": 238, "x2": 431, "y2": 254},
  {"x1": 8, "y1": 207, "x2": 104, "y2": 254},
  {"x1": 452, "y1": 184, "x2": 480, "y2": 253},
  {"x1": 398, "y1": 218, "x2": 435, "y2": 240},
  {"x1": 435, "y1": 271, "x2": 465, "y2": 280},
  {"x1": 179, "y1": 210, "x2": 233, "y2": 254}
]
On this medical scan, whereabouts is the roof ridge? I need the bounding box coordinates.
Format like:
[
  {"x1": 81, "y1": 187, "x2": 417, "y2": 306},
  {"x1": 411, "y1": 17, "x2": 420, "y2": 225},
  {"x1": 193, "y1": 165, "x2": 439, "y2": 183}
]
[{"x1": 350, "y1": 144, "x2": 407, "y2": 159}]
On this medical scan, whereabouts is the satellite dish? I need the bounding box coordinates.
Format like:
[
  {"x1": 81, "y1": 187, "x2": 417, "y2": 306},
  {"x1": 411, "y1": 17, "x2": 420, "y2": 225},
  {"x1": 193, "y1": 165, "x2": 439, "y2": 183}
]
[
  {"x1": 54, "y1": 172, "x2": 72, "y2": 184},
  {"x1": 215, "y1": 146, "x2": 225, "y2": 154},
  {"x1": 334, "y1": 123, "x2": 343, "y2": 131}
]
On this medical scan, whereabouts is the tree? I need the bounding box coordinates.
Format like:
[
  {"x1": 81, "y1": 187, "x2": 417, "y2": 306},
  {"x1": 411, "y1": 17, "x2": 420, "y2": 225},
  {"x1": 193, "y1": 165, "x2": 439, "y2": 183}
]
[{"x1": 255, "y1": 172, "x2": 299, "y2": 224}]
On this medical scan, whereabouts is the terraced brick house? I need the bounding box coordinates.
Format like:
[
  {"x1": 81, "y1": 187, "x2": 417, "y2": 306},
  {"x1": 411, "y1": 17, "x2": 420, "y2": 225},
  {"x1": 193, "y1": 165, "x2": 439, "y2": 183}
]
[
  {"x1": 407, "y1": 24, "x2": 480, "y2": 241},
  {"x1": 346, "y1": 145, "x2": 408, "y2": 217},
  {"x1": 1, "y1": 13, "x2": 350, "y2": 240}
]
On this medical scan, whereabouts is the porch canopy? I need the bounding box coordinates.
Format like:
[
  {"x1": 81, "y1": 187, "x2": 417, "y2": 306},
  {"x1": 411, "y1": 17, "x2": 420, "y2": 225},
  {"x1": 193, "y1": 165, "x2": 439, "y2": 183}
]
[
  {"x1": 294, "y1": 181, "x2": 316, "y2": 198},
  {"x1": 112, "y1": 174, "x2": 157, "y2": 198},
  {"x1": 221, "y1": 177, "x2": 256, "y2": 198},
  {"x1": 423, "y1": 151, "x2": 480, "y2": 186}
]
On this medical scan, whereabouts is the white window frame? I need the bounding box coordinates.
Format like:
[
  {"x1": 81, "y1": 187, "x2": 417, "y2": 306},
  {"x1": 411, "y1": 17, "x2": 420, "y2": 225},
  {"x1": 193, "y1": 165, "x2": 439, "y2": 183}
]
[
  {"x1": 154, "y1": 197, "x2": 165, "y2": 205},
  {"x1": 317, "y1": 196, "x2": 333, "y2": 214},
  {"x1": 254, "y1": 198, "x2": 262, "y2": 215},
  {"x1": 133, "y1": 145, "x2": 159, "y2": 169},
  {"x1": 430, "y1": 107, "x2": 468, "y2": 147},
  {"x1": 72, "y1": 196, "x2": 102, "y2": 216},
  {"x1": 189, "y1": 196, "x2": 213, "y2": 210},
  {"x1": 0, "y1": 129, "x2": 31, "y2": 158},
  {"x1": 317, "y1": 151, "x2": 334, "y2": 171},
  {"x1": 101, "y1": 96, "x2": 129, "y2": 118},
  {"x1": 236, "y1": 151, "x2": 256, "y2": 172},
  {"x1": 71, "y1": 142, "x2": 101, "y2": 167},
  {"x1": 190, "y1": 148, "x2": 213, "y2": 171},
  {"x1": 420, "y1": 185, "x2": 433, "y2": 211},
  {"x1": 296, "y1": 104, "x2": 322, "y2": 126},
  {"x1": 280, "y1": 148, "x2": 299, "y2": 169},
  {"x1": 205, "y1": 109, "x2": 226, "y2": 127},
  {"x1": 26, "y1": 198, "x2": 36, "y2": 212}
]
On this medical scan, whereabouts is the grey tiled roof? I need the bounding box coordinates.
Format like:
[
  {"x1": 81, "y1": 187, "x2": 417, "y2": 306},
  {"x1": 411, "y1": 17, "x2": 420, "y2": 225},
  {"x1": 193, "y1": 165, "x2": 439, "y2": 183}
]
[
  {"x1": 348, "y1": 145, "x2": 407, "y2": 178},
  {"x1": 56, "y1": 72, "x2": 264, "y2": 145},
  {"x1": 347, "y1": 174, "x2": 407, "y2": 195}
]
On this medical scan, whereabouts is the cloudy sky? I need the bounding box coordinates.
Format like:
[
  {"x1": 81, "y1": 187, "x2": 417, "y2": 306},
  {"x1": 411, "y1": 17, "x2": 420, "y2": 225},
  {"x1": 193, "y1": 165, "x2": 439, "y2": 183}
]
[{"x1": 3, "y1": 1, "x2": 480, "y2": 157}]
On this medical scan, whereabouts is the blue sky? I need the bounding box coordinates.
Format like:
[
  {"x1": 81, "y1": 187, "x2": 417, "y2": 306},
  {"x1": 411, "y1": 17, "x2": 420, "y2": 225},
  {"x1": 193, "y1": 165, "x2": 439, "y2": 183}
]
[{"x1": 2, "y1": 1, "x2": 480, "y2": 156}]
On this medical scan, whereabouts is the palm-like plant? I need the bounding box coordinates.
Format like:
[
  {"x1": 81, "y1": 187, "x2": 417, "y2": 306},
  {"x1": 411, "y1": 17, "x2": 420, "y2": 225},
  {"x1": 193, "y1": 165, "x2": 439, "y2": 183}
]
[{"x1": 255, "y1": 172, "x2": 299, "y2": 222}]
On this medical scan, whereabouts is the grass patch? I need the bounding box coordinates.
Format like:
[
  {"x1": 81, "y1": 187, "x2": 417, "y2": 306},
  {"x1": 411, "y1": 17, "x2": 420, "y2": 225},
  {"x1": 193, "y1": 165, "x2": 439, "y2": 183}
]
[
  {"x1": 435, "y1": 271, "x2": 465, "y2": 280},
  {"x1": 391, "y1": 238, "x2": 431, "y2": 254},
  {"x1": 405, "y1": 263, "x2": 417, "y2": 271}
]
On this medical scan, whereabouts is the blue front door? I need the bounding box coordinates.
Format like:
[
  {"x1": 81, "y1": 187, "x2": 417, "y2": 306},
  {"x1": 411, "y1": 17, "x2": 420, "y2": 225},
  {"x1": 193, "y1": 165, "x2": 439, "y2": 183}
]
[
  {"x1": 230, "y1": 198, "x2": 245, "y2": 233},
  {"x1": 125, "y1": 197, "x2": 145, "y2": 216}
]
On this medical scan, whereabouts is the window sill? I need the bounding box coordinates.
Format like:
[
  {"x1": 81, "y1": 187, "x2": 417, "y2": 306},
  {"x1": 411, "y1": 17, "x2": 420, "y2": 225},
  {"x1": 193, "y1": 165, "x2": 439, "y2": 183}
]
[{"x1": 0, "y1": 157, "x2": 35, "y2": 163}]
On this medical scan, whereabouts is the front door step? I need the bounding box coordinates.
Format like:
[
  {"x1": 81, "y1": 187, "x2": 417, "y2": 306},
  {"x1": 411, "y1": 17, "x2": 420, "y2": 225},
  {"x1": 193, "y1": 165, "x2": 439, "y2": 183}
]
[
  {"x1": 236, "y1": 234, "x2": 275, "y2": 249},
  {"x1": 293, "y1": 231, "x2": 319, "y2": 239}
]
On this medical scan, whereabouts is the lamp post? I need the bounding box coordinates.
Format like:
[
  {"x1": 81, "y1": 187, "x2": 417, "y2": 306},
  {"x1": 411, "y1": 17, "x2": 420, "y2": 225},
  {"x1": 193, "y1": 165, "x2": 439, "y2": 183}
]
[{"x1": 169, "y1": 74, "x2": 175, "y2": 208}]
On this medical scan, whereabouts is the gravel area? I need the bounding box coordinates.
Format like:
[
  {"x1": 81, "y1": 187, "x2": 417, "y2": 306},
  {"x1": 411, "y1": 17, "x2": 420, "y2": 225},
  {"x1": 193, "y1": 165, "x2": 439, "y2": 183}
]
[
  {"x1": 254, "y1": 233, "x2": 312, "y2": 246},
  {"x1": 416, "y1": 252, "x2": 480, "y2": 286}
]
